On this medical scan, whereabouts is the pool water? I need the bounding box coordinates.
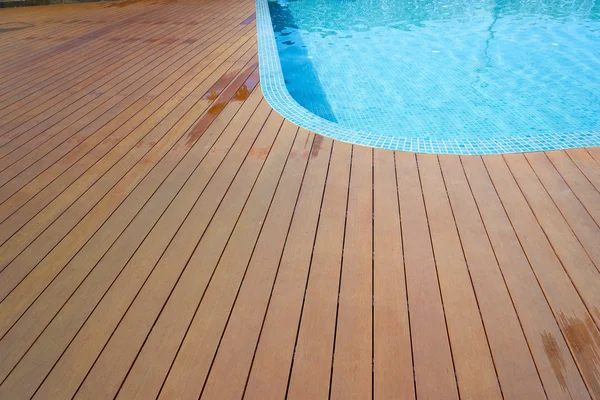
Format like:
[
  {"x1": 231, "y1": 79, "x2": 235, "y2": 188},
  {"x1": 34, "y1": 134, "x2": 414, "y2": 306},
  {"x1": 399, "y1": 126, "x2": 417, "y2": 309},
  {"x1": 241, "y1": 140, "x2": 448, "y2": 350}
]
[{"x1": 259, "y1": 0, "x2": 600, "y2": 154}]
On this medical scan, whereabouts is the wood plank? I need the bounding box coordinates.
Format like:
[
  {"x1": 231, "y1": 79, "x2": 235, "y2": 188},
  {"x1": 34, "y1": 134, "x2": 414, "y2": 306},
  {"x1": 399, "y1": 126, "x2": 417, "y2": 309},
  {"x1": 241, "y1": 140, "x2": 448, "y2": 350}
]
[
  {"x1": 0, "y1": 2, "x2": 183, "y2": 90},
  {"x1": 587, "y1": 147, "x2": 600, "y2": 167},
  {"x1": 0, "y1": 85, "x2": 266, "y2": 400},
  {"x1": 330, "y1": 144, "x2": 373, "y2": 399},
  {"x1": 243, "y1": 134, "x2": 333, "y2": 400},
  {"x1": 19, "y1": 88, "x2": 264, "y2": 400},
  {"x1": 0, "y1": 11, "x2": 254, "y2": 177},
  {"x1": 0, "y1": 17, "x2": 117, "y2": 68},
  {"x1": 70, "y1": 108, "x2": 286, "y2": 400},
  {"x1": 525, "y1": 152, "x2": 600, "y2": 270},
  {"x1": 0, "y1": 3, "x2": 195, "y2": 111},
  {"x1": 286, "y1": 141, "x2": 352, "y2": 399},
  {"x1": 198, "y1": 128, "x2": 314, "y2": 400},
  {"x1": 548, "y1": 151, "x2": 600, "y2": 226},
  {"x1": 0, "y1": 23, "x2": 254, "y2": 209},
  {"x1": 0, "y1": 29, "x2": 256, "y2": 230},
  {"x1": 442, "y1": 155, "x2": 572, "y2": 398},
  {"x1": 0, "y1": 4, "x2": 161, "y2": 58},
  {"x1": 0, "y1": 8, "x2": 147, "y2": 88},
  {"x1": 0, "y1": 1, "x2": 205, "y2": 87},
  {"x1": 150, "y1": 119, "x2": 297, "y2": 400},
  {"x1": 0, "y1": 9, "x2": 167, "y2": 114},
  {"x1": 0, "y1": 15, "x2": 101, "y2": 62},
  {"x1": 0, "y1": 3, "x2": 248, "y2": 127},
  {"x1": 418, "y1": 154, "x2": 505, "y2": 400},
  {"x1": 502, "y1": 154, "x2": 600, "y2": 320},
  {"x1": 0, "y1": 25, "x2": 255, "y2": 225},
  {"x1": 567, "y1": 149, "x2": 600, "y2": 192},
  {"x1": 0, "y1": 5, "x2": 227, "y2": 148},
  {"x1": 0, "y1": 3, "x2": 245, "y2": 148},
  {"x1": 18, "y1": 97, "x2": 271, "y2": 400},
  {"x1": 459, "y1": 155, "x2": 594, "y2": 399},
  {"x1": 394, "y1": 151, "x2": 458, "y2": 400},
  {"x1": 0, "y1": 85, "x2": 261, "y2": 347},
  {"x1": 440, "y1": 156, "x2": 586, "y2": 398},
  {"x1": 0, "y1": 2, "x2": 148, "y2": 61},
  {"x1": 0, "y1": 31, "x2": 257, "y2": 302},
  {"x1": 478, "y1": 155, "x2": 600, "y2": 397},
  {"x1": 372, "y1": 148, "x2": 414, "y2": 400}
]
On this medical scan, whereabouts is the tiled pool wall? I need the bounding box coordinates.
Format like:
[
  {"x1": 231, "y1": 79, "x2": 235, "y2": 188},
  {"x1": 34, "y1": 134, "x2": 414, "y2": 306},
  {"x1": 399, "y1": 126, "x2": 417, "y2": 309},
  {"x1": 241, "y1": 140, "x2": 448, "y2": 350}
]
[{"x1": 256, "y1": 0, "x2": 600, "y2": 155}]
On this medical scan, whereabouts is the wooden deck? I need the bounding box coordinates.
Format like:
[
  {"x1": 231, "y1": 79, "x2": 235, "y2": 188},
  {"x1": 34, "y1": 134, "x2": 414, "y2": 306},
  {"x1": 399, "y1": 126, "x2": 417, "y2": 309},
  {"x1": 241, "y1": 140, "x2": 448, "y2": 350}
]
[{"x1": 0, "y1": 0, "x2": 599, "y2": 398}]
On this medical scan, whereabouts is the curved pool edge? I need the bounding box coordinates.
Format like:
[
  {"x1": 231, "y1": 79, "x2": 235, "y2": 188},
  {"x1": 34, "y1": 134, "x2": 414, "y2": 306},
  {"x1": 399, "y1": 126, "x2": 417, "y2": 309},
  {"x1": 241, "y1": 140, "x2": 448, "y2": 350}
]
[{"x1": 255, "y1": 0, "x2": 600, "y2": 155}]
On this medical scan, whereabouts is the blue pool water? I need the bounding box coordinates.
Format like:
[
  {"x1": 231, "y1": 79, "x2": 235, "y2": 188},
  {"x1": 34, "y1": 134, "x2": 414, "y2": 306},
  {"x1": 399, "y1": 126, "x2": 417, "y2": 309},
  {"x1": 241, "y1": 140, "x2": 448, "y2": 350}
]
[{"x1": 257, "y1": 0, "x2": 600, "y2": 154}]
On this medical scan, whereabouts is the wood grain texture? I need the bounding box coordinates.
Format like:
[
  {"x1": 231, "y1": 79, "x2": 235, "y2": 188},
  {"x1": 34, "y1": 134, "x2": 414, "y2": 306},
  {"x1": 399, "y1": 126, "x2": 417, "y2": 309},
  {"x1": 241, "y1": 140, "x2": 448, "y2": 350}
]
[{"x1": 0, "y1": 0, "x2": 598, "y2": 399}]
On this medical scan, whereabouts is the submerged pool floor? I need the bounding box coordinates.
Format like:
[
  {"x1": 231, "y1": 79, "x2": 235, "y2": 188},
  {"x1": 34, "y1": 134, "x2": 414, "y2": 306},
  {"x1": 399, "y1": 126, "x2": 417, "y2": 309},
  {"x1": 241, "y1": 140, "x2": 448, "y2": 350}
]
[{"x1": 257, "y1": 0, "x2": 600, "y2": 154}]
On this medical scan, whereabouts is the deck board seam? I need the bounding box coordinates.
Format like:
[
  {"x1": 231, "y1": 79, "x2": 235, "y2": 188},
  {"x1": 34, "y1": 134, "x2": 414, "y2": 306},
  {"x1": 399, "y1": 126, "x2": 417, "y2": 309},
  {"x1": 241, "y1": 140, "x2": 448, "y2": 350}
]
[
  {"x1": 0, "y1": 29, "x2": 257, "y2": 270},
  {"x1": 392, "y1": 151, "x2": 417, "y2": 399},
  {"x1": 197, "y1": 124, "x2": 301, "y2": 399},
  {"x1": 468, "y1": 154, "x2": 596, "y2": 397},
  {"x1": 282, "y1": 136, "x2": 334, "y2": 399},
  {"x1": 414, "y1": 153, "x2": 461, "y2": 397},
  {"x1": 0, "y1": 65, "x2": 263, "y2": 355},
  {"x1": 0, "y1": 19, "x2": 256, "y2": 212},
  {"x1": 500, "y1": 153, "x2": 600, "y2": 321}
]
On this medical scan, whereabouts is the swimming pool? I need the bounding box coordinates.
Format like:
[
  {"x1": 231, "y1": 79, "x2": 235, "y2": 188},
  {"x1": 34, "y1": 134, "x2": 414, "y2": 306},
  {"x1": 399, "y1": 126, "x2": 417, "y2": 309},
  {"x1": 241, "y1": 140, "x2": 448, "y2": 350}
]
[{"x1": 256, "y1": 0, "x2": 600, "y2": 154}]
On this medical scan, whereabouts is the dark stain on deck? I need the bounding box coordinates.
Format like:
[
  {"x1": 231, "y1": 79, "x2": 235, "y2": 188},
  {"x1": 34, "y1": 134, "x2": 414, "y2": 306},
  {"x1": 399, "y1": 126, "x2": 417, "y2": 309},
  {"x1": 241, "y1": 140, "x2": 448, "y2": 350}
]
[
  {"x1": 0, "y1": 22, "x2": 33, "y2": 34},
  {"x1": 108, "y1": 0, "x2": 149, "y2": 7},
  {"x1": 248, "y1": 146, "x2": 270, "y2": 159},
  {"x1": 557, "y1": 312, "x2": 600, "y2": 396},
  {"x1": 185, "y1": 60, "x2": 259, "y2": 148},
  {"x1": 241, "y1": 13, "x2": 256, "y2": 25},
  {"x1": 233, "y1": 69, "x2": 260, "y2": 101},
  {"x1": 310, "y1": 134, "x2": 325, "y2": 158},
  {"x1": 541, "y1": 332, "x2": 568, "y2": 392},
  {"x1": 202, "y1": 70, "x2": 240, "y2": 101},
  {"x1": 2, "y1": 10, "x2": 159, "y2": 76}
]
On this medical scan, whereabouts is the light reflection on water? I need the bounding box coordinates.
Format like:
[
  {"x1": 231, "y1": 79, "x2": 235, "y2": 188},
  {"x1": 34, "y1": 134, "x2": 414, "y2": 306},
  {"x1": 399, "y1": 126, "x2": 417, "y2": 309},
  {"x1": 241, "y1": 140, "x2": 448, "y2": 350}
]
[{"x1": 269, "y1": 0, "x2": 600, "y2": 141}]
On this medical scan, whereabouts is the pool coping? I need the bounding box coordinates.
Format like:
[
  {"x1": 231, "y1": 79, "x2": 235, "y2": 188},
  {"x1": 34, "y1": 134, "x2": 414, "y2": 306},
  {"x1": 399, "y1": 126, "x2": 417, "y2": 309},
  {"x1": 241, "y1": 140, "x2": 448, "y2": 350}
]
[{"x1": 255, "y1": 0, "x2": 600, "y2": 155}]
